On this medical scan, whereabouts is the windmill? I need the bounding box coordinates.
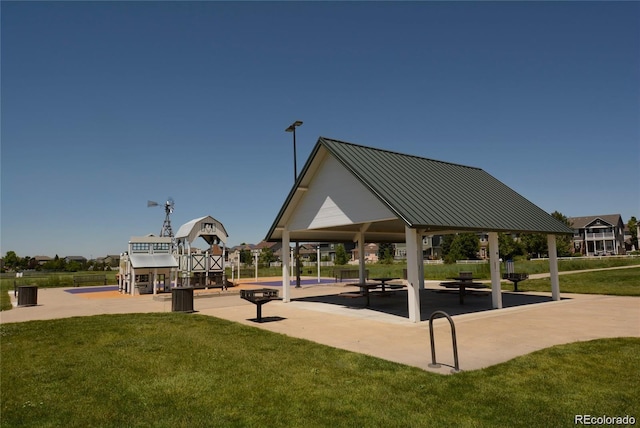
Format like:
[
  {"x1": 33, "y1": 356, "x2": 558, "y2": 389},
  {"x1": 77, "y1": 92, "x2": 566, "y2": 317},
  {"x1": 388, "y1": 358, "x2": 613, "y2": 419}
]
[{"x1": 147, "y1": 198, "x2": 175, "y2": 238}]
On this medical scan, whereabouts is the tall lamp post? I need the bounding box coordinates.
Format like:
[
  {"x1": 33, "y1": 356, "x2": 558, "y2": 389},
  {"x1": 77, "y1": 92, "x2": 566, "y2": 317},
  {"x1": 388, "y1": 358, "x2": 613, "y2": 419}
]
[{"x1": 286, "y1": 120, "x2": 303, "y2": 288}]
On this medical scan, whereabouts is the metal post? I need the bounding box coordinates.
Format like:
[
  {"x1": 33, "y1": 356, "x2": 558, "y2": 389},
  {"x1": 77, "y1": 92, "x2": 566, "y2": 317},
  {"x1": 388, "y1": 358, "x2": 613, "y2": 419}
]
[
  {"x1": 253, "y1": 250, "x2": 259, "y2": 282},
  {"x1": 428, "y1": 310, "x2": 461, "y2": 373},
  {"x1": 286, "y1": 120, "x2": 303, "y2": 288},
  {"x1": 293, "y1": 126, "x2": 297, "y2": 181},
  {"x1": 295, "y1": 242, "x2": 301, "y2": 288},
  {"x1": 317, "y1": 245, "x2": 321, "y2": 283}
]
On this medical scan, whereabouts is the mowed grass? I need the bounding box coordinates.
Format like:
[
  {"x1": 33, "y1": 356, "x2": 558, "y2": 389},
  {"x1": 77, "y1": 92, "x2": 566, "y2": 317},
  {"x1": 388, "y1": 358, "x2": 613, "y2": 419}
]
[
  {"x1": 504, "y1": 267, "x2": 640, "y2": 296},
  {"x1": 1, "y1": 314, "x2": 638, "y2": 427}
]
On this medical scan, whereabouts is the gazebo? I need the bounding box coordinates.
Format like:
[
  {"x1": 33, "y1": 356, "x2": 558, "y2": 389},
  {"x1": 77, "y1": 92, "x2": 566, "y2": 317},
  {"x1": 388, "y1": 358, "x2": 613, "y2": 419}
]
[{"x1": 265, "y1": 137, "x2": 573, "y2": 322}]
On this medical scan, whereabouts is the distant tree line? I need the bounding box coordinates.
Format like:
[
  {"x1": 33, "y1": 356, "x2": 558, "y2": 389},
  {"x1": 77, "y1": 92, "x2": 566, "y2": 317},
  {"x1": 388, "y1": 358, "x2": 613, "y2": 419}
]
[
  {"x1": 1, "y1": 251, "x2": 115, "y2": 273},
  {"x1": 371, "y1": 211, "x2": 576, "y2": 265},
  {"x1": 438, "y1": 211, "x2": 574, "y2": 263}
]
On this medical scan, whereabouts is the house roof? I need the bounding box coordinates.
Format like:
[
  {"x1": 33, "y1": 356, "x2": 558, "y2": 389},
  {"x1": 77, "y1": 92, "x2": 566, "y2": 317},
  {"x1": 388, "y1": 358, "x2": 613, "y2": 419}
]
[
  {"x1": 266, "y1": 137, "x2": 573, "y2": 243},
  {"x1": 567, "y1": 214, "x2": 623, "y2": 229}
]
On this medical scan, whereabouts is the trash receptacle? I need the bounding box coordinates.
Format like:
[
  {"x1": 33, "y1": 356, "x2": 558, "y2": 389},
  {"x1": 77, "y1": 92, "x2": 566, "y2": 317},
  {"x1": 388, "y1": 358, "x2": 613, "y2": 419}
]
[
  {"x1": 171, "y1": 287, "x2": 194, "y2": 313},
  {"x1": 17, "y1": 285, "x2": 38, "y2": 306}
]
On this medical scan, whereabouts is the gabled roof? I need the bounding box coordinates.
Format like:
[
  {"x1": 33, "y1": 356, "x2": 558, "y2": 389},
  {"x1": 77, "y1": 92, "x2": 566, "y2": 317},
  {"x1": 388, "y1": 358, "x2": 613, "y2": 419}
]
[
  {"x1": 567, "y1": 214, "x2": 623, "y2": 229},
  {"x1": 175, "y1": 216, "x2": 228, "y2": 245},
  {"x1": 266, "y1": 137, "x2": 573, "y2": 242}
]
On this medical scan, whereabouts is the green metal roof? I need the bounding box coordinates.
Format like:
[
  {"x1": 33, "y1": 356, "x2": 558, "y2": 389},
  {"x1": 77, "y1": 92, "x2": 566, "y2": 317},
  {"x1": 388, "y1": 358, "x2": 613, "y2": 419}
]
[{"x1": 266, "y1": 137, "x2": 573, "y2": 241}]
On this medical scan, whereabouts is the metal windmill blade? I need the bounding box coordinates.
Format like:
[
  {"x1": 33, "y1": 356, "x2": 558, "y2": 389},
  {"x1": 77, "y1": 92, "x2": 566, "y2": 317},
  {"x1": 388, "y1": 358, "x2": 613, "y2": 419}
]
[
  {"x1": 165, "y1": 197, "x2": 175, "y2": 214},
  {"x1": 161, "y1": 197, "x2": 175, "y2": 238}
]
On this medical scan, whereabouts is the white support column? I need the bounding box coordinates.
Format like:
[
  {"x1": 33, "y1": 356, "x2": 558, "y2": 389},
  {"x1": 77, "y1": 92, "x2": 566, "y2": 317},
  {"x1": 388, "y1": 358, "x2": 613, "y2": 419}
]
[
  {"x1": 548, "y1": 234, "x2": 560, "y2": 301},
  {"x1": 357, "y1": 232, "x2": 365, "y2": 282},
  {"x1": 416, "y1": 231, "x2": 425, "y2": 290},
  {"x1": 405, "y1": 226, "x2": 421, "y2": 323},
  {"x1": 282, "y1": 228, "x2": 291, "y2": 303},
  {"x1": 488, "y1": 232, "x2": 502, "y2": 309},
  {"x1": 130, "y1": 268, "x2": 136, "y2": 296},
  {"x1": 153, "y1": 268, "x2": 158, "y2": 295}
]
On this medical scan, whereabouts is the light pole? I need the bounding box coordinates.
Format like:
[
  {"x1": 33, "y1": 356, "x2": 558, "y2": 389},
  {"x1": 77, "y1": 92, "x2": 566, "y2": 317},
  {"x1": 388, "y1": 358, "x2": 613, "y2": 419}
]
[
  {"x1": 286, "y1": 120, "x2": 303, "y2": 180},
  {"x1": 286, "y1": 120, "x2": 303, "y2": 287}
]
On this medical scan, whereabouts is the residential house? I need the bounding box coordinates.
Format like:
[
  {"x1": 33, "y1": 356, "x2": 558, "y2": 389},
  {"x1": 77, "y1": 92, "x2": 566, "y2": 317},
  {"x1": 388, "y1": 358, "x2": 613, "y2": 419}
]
[
  {"x1": 351, "y1": 243, "x2": 379, "y2": 263},
  {"x1": 33, "y1": 255, "x2": 53, "y2": 266},
  {"x1": 96, "y1": 255, "x2": 121, "y2": 267},
  {"x1": 568, "y1": 214, "x2": 626, "y2": 256}
]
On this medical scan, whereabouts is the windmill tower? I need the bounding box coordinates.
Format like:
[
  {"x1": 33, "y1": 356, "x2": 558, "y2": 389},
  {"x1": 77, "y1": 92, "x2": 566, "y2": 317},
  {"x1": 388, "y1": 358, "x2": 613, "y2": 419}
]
[{"x1": 147, "y1": 198, "x2": 175, "y2": 238}]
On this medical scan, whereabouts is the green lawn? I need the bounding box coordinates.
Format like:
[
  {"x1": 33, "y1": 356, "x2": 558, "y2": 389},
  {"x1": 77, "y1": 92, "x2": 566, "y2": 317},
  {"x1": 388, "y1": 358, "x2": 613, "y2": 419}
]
[
  {"x1": 503, "y1": 267, "x2": 640, "y2": 296},
  {"x1": 1, "y1": 314, "x2": 638, "y2": 427},
  {"x1": 232, "y1": 257, "x2": 640, "y2": 282}
]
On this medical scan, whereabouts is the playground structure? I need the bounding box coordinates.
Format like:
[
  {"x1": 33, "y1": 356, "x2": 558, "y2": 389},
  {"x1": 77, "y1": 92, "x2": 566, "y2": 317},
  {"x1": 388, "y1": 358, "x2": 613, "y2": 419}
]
[{"x1": 118, "y1": 215, "x2": 229, "y2": 295}]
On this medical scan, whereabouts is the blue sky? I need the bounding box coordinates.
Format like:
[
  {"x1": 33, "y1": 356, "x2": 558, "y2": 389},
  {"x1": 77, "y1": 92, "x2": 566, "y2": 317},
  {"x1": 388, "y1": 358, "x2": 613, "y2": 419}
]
[{"x1": 2, "y1": 1, "x2": 638, "y2": 259}]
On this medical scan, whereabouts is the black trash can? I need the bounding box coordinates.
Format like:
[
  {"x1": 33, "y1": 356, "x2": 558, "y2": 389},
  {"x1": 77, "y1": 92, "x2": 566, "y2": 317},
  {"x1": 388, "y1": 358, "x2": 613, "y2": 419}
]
[
  {"x1": 171, "y1": 287, "x2": 195, "y2": 313},
  {"x1": 17, "y1": 285, "x2": 38, "y2": 307}
]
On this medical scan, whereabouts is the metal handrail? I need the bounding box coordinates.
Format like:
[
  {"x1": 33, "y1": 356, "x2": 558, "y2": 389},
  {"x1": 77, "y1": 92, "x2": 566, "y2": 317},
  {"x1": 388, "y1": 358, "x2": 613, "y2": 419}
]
[{"x1": 428, "y1": 310, "x2": 461, "y2": 373}]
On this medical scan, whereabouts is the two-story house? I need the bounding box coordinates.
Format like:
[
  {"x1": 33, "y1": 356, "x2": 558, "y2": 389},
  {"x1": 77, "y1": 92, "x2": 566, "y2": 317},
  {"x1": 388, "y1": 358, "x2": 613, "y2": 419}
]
[{"x1": 568, "y1": 214, "x2": 626, "y2": 256}]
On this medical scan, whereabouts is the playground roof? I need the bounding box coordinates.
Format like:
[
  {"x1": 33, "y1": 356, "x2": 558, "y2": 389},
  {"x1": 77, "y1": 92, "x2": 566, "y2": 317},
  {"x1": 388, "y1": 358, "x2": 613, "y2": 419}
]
[
  {"x1": 129, "y1": 254, "x2": 179, "y2": 269},
  {"x1": 266, "y1": 137, "x2": 573, "y2": 243},
  {"x1": 175, "y1": 216, "x2": 229, "y2": 246}
]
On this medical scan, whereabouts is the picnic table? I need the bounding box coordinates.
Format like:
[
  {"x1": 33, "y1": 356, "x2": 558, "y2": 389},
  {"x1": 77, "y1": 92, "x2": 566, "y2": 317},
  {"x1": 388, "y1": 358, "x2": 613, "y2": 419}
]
[
  {"x1": 340, "y1": 279, "x2": 406, "y2": 307},
  {"x1": 372, "y1": 277, "x2": 402, "y2": 292},
  {"x1": 340, "y1": 282, "x2": 385, "y2": 307},
  {"x1": 439, "y1": 274, "x2": 486, "y2": 304}
]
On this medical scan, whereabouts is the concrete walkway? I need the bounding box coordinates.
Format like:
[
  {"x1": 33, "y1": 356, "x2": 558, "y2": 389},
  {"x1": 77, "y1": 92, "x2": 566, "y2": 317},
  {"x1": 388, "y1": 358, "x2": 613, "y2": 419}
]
[{"x1": 1, "y1": 280, "x2": 638, "y2": 375}]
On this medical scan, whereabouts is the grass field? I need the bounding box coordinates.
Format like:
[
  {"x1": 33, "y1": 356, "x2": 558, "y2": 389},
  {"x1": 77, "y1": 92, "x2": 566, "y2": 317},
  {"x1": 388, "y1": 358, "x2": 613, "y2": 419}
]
[
  {"x1": 506, "y1": 267, "x2": 640, "y2": 296},
  {"x1": 1, "y1": 314, "x2": 638, "y2": 427}
]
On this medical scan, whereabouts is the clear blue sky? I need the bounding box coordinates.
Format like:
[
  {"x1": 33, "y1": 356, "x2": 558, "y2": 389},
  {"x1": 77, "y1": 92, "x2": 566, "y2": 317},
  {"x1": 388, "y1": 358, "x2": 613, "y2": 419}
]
[{"x1": 2, "y1": 1, "x2": 638, "y2": 259}]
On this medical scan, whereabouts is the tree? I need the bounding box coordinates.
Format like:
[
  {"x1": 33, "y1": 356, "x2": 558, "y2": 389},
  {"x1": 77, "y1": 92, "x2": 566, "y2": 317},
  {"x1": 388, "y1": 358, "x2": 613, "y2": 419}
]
[
  {"x1": 551, "y1": 211, "x2": 573, "y2": 256},
  {"x1": 497, "y1": 233, "x2": 524, "y2": 261},
  {"x1": 521, "y1": 211, "x2": 573, "y2": 258},
  {"x1": 65, "y1": 261, "x2": 82, "y2": 272},
  {"x1": 334, "y1": 244, "x2": 349, "y2": 265},
  {"x1": 628, "y1": 216, "x2": 638, "y2": 251},
  {"x1": 441, "y1": 235, "x2": 454, "y2": 259},
  {"x1": 4, "y1": 251, "x2": 20, "y2": 270},
  {"x1": 443, "y1": 233, "x2": 479, "y2": 264},
  {"x1": 259, "y1": 248, "x2": 276, "y2": 267},
  {"x1": 377, "y1": 243, "x2": 395, "y2": 264},
  {"x1": 521, "y1": 233, "x2": 548, "y2": 258},
  {"x1": 239, "y1": 249, "x2": 252, "y2": 265}
]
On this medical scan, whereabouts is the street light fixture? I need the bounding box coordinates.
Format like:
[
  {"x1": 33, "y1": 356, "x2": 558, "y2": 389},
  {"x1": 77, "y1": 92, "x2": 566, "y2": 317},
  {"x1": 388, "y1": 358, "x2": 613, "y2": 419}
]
[
  {"x1": 285, "y1": 120, "x2": 303, "y2": 287},
  {"x1": 285, "y1": 120, "x2": 303, "y2": 180}
]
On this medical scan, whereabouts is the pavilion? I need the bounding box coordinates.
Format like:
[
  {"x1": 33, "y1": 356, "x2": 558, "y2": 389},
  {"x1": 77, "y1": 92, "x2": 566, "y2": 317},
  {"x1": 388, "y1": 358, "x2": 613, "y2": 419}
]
[{"x1": 265, "y1": 137, "x2": 573, "y2": 322}]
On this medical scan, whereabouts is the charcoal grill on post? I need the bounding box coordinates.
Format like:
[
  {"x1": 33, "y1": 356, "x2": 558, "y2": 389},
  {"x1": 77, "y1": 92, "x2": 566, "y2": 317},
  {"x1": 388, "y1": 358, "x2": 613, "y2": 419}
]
[
  {"x1": 502, "y1": 273, "x2": 529, "y2": 292},
  {"x1": 240, "y1": 288, "x2": 279, "y2": 322}
]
